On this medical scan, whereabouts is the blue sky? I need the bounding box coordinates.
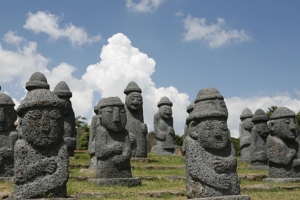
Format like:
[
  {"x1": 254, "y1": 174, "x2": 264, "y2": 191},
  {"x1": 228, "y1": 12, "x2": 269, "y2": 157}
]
[{"x1": 1, "y1": 1, "x2": 300, "y2": 138}]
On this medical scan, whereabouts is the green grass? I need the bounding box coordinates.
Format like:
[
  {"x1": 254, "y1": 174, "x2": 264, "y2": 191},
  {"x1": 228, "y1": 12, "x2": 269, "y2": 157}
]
[{"x1": 3, "y1": 153, "x2": 300, "y2": 199}]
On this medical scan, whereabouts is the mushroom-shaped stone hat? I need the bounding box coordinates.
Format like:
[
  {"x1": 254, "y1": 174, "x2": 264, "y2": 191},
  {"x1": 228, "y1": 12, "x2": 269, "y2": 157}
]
[
  {"x1": 0, "y1": 93, "x2": 15, "y2": 106},
  {"x1": 124, "y1": 81, "x2": 142, "y2": 95},
  {"x1": 252, "y1": 109, "x2": 268, "y2": 122},
  {"x1": 17, "y1": 89, "x2": 64, "y2": 117},
  {"x1": 53, "y1": 81, "x2": 72, "y2": 98},
  {"x1": 157, "y1": 97, "x2": 173, "y2": 107},
  {"x1": 25, "y1": 72, "x2": 50, "y2": 91},
  {"x1": 240, "y1": 107, "x2": 253, "y2": 120},
  {"x1": 270, "y1": 107, "x2": 296, "y2": 120},
  {"x1": 99, "y1": 97, "x2": 124, "y2": 109},
  {"x1": 187, "y1": 87, "x2": 228, "y2": 123}
]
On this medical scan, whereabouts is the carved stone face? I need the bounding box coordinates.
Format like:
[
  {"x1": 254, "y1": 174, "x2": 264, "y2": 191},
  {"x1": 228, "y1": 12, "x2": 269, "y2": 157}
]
[
  {"x1": 243, "y1": 118, "x2": 254, "y2": 131},
  {"x1": 254, "y1": 122, "x2": 269, "y2": 138},
  {"x1": 21, "y1": 107, "x2": 63, "y2": 147},
  {"x1": 0, "y1": 106, "x2": 16, "y2": 131},
  {"x1": 189, "y1": 118, "x2": 230, "y2": 151},
  {"x1": 159, "y1": 105, "x2": 172, "y2": 119},
  {"x1": 125, "y1": 92, "x2": 143, "y2": 111},
  {"x1": 100, "y1": 106, "x2": 127, "y2": 132},
  {"x1": 271, "y1": 117, "x2": 298, "y2": 141}
]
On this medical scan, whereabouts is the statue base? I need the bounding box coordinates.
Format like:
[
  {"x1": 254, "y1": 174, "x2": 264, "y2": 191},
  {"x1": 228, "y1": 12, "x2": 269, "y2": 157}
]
[
  {"x1": 151, "y1": 145, "x2": 179, "y2": 156},
  {"x1": 89, "y1": 177, "x2": 142, "y2": 187},
  {"x1": 190, "y1": 194, "x2": 250, "y2": 200},
  {"x1": 263, "y1": 178, "x2": 300, "y2": 182}
]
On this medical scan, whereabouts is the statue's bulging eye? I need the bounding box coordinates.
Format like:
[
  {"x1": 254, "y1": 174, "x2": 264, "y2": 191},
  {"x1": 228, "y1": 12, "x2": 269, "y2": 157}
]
[
  {"x1": 29, "y1": 110, "x2": 42, "y2": 120},
  {"x1": 120, "y1": 109, "x2": 126, "y2": 113},
  {"x1": 49, "y1": 110, "x2": 60, "y2": 119},
  {"x1": 106, "y1": 109, "x2": 113, "y2": 113},
  {"x1": 219, "y1": 122, "x2": 228, "y2": 130},
  {"x1": 203, "y1": 121, "x2": 214, "y2": 130}
]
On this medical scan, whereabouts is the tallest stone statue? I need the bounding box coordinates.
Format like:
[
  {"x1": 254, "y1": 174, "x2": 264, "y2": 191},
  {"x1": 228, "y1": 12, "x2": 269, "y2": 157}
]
[{"x1": 124, "y1": 81, "x2": 148, "y2": 158}]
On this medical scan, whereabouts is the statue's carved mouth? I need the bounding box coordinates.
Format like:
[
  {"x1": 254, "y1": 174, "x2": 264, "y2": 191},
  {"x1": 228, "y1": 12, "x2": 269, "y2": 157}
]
[{"x1": 215, "y1": 135, "x2": 223, "y2": 142}]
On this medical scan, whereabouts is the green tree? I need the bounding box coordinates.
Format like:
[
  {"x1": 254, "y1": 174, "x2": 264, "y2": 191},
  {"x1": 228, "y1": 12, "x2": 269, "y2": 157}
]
[
  {"x1": 75, "y1": 116, "x2": 90, "y2": 150},
  {"x1": 231, "y1": 137, "x2": 240, "y2": 156},
  {"x1": 266, "y1": 106, "x2": 278, "y2": 119},
  {"x1": 174, "y1": 134, "x2": 183, "y2": 146}
]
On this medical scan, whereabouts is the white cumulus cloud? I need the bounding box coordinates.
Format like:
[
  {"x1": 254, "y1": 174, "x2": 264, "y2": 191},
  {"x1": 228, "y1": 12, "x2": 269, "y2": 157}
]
[
  {"x1": 225, "y1": 94, "x2": 300, "y2": 138},
  {"x1": 3, "y1": 31, "x2": 25, "y2": 46},
  {"x1": 0, "y1": 41, "x2": 50, "y2": 84},
  {"x1": 23, "y1": 11, "x2": 101, "y2": 46},
  {"x1": 183, "y1": 15, "x2": 251, "y2": 48},
  {"x1": 126, "y1": 0, "x2": 164, "y2": 12},
  {"x1": 82, "y1": 33, "x2": 190, "y2": 134}
]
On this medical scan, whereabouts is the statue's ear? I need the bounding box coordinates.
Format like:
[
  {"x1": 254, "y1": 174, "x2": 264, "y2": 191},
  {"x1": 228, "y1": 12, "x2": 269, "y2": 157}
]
[
  {"x1": 188, "y1": 120, "x2": 199, "y2": 140},
  {"x1": 268, "y1": 120, "x2": 275, "y2": 135}
]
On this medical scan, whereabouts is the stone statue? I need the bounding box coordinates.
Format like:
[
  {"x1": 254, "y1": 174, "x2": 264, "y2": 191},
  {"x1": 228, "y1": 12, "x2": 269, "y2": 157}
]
[
  {"x1": 124, "y1": 81, "x2": 148, "y2": 158},
  {"x1": 239, "y1": 108, "x2": 254, "y2": 163},
  {"x1": 88, "y1": 100, "x2": 101, "y2": 168},
  {"x1": 0, "y1": 93, "x2": 18, "y2": 177},
  {"x1": 14, "y1": 89, "x2": 69, "y2": 199},
  {"x1": 53, "y1": 81, "x2": 76, "y2": 157},
  {"x1": 182, "y1": 102, "x2": 195, "y2": 156},
  {"x1": 266, "y1": 107, "x2": 300, "y2": 178},
  {"x1": 185, "y1": 88, "x2": 249, "y2": 199},
  {"x1": 151, "y1": 97, "x2": 177, "y2": 156},
  {"x1": 89, "y1": 97, "x2": 141, "y2": 186},
  {"x1": 251, "y1": 109, "x2": 269, "y2": 166}
]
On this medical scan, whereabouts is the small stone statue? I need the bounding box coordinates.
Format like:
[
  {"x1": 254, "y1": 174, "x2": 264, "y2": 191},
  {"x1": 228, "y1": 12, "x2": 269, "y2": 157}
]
[
  {"x1": 124, "y1": 81, "x2": 148, "y2": 158},
  {"x1": 185, "y1": 88, "x2": 249, "y2": 199},
  {"x1": 14, "y1": 89, "x2": 69, "y2": 199},
  {"x1": 0, "y1": 93, "x2": 18, "y2": 177},
  {"x1": 239, "y1": 108, "x2": 254, "y2": 163},
  {"x1": 54, "y1": 81, "x2": 76, "y2": 157},
  {"x1": 151, "y1": 97, "x2": 177, "y2": 156},
  {"x1": 89, "y1": 97, "x2": 141, "y2": 186},
  {"x1": 88, "y1": 100, "x2": 101, "y2": 168},
  {"x1": 266, "y1": 107, "x2": 300, "y2": 178},
  {"x1": 251, "y1": 109, "x2": 269, "y2": 166},
  {"x1": 182, "y1": 102, "x2": 195, "y2": 156}
]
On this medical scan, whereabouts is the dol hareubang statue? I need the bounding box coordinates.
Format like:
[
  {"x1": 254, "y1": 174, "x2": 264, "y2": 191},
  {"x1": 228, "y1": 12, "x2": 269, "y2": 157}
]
[
  {"x1": 14, "y1": 89, "x2": 69, "y2": 199},
  {"x1": 239, "y1": 108, "x2": 254, "y2": 163},
  {"x1": 151, "y1": 97, "x2": 178, "y2": 156},
  {"x1": 185, "y1": 88, "x2": 249, "y2": 199},
  {"x1": 124, "y1": 81, "x2": 148, "y2": 158},
  {"x1": 53, "y1": 81, "x2": 76, "y2": 157},
  {"x1": 251, "y1": 109, "x2": 269, "y2": 167},
  {"x1": 89, "y1": 97, "x2": 141, "y2": 187},
  {"x1": 0, "y1": 93, "x2": 18, "y2": 177},
  {"x1": 266, "y1": 107, "x2": 300, "y2": 179}
]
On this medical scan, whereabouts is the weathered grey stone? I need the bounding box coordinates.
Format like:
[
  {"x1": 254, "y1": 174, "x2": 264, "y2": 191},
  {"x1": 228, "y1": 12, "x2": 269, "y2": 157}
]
[
  {"x1": 182, "y1": 102, "x2": 195, "y2": 156},
  {"x1": 147, "y1": 132, "x2": 156, "y2": 153},
  {"x1": 53, "y1": 81, "x2": 76, "y2": 157},
  {"x1": 239, "y1": 108, "x2": 253, "y2": 163},
  {"x1": 88, "y1": 100, "x2": 101, "y2": 168},
  {"x1": 124, "y1": 81, "x2": 148, "y2": 158},
  {"x1": 266, "y1": 107, "x2": 300, "y2": 178},
  {"x1": 0, "y1": 93, "x2": 18, "y2": 177},
  {"x1": 151, "y1": 97, "x2": 177, "y2": 156},
  {"x1": 185, "y1": 88, "x2": 245, "y2": 199},
  {"x1": 250, "y1": 109, "x2": 269, "y2": 166},
  {"x1": 14, "y1": 89, "x2": 69, "y2": 199},
  {"x1": 92, "y1": 97, "x2": 140, "y2": 186}
]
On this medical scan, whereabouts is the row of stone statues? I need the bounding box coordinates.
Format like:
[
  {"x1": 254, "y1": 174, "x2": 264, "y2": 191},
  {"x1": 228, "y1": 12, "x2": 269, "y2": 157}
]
[
  {"x1": 1, "y1": 71, "x2": 298, "y2": 199},
  {"x1": 239, "y1": 107, "x2": 300, "y2": 179}
]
